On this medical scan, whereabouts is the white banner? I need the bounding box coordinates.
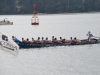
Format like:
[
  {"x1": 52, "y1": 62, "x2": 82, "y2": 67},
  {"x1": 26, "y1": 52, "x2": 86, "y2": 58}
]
[{"x1": 0, "y1": 32, "x2": 19, "y2": 56}]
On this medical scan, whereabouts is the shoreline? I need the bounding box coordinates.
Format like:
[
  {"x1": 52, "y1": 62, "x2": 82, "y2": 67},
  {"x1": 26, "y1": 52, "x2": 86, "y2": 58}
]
[{"x1": 0, "y1": 11, "x2": 100, "y2": 15}]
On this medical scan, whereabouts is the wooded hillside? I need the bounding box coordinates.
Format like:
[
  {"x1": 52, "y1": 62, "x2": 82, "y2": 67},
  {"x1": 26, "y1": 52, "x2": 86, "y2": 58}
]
[{"x1": 0, "y1": 0, "x2": 100, "y2": 14}]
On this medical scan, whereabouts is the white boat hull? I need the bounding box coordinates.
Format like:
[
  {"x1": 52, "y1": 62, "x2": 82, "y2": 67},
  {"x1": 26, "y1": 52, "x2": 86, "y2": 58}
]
[{"x1": 0, "y1": 22, "x2": 13, "y2": 25}]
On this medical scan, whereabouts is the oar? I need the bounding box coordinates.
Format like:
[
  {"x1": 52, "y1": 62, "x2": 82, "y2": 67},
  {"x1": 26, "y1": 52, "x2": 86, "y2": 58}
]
[{"x1": 92, "y1": 36, "x2": 100, "y2": 39}]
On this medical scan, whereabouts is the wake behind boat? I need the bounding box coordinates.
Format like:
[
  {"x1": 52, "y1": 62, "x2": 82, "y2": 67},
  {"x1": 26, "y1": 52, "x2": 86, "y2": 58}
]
[{"x1": 0, "y1": 18, "x2": 13, "y2": 25}]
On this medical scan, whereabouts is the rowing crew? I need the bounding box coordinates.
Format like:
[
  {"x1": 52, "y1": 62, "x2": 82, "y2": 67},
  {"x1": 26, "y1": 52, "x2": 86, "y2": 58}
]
[
  {"x1": 12, "y1": 31, "x2": 94, "y2": 44},
  {"x1": 12, "y1": 36, "x2": 81, "y2": 44}
]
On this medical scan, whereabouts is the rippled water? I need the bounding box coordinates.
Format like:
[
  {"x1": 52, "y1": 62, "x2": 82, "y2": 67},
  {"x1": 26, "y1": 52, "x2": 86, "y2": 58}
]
[{"x1": 0, "y1": 13, "x2": 100, "y2": 75}]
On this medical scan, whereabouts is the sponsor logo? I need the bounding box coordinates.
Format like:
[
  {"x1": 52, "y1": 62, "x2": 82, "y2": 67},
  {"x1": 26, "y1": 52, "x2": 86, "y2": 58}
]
[{"x1": 0, "y1": 41, "x2": 17, "y2": 51}]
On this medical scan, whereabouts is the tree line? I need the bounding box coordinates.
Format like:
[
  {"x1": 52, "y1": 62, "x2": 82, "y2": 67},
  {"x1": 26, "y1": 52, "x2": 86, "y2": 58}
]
[{"x1": 0, "y1": 0, "x2": 100, "y2": 15}]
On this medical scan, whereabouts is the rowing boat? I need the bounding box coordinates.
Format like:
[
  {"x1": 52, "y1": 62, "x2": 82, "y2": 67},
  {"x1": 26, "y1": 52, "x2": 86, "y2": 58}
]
[{"x1": 14, "y1": 38, "x2": 100, "y2": 48}]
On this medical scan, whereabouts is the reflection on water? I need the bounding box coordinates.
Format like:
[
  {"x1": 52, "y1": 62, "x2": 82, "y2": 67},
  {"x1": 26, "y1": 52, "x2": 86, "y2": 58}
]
[{"x1": 0, "y1": 13, "x2": 100, "y2": 75}]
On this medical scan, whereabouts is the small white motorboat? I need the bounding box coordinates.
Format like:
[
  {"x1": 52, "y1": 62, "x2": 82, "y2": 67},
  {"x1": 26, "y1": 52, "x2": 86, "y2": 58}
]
[{"x1": 0, "y1": 18, "x2": 13, "y2": 25}]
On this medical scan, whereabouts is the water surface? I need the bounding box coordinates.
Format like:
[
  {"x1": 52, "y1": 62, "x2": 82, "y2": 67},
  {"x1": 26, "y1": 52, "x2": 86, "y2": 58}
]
[{"x1": 0, "y1": 13, "x2": 100, "y2": 75}]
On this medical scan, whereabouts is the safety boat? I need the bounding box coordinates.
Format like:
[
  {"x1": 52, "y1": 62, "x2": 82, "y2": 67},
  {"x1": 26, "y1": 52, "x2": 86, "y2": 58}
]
[{"x1": 0, "y1": 18, "x2": 13, "y2": 25}]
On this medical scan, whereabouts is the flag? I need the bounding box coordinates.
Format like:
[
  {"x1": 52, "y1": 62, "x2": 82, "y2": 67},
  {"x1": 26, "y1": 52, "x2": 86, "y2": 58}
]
[{"x1": 0, "y1": 32, "x2": 19, "y2": 56}]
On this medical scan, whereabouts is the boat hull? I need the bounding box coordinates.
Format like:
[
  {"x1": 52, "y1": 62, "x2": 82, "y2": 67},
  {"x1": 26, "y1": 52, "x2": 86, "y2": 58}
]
[
  {"x1": 0, "y1": 22, "x2": 13, "y2": 25},
  {"x1": 31, "y1": 23, "x2": 39, "y2": 25}
]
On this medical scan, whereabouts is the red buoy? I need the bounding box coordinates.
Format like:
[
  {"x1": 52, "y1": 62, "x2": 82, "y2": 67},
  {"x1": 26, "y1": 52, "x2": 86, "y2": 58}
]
[
  {"x1": 33, "y1": 4, "x2": 36, "y2": 8},
  {"x1": 31, "y1": 4, "x2": 39, "y2": 25}
]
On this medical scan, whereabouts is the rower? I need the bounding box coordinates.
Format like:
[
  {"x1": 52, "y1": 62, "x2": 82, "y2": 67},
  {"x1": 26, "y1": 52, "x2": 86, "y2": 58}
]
[
  {"x1": 41, "y1": 37, "x2": 45, "y2": 43},
  {"x1": 52, "y1": 36, "x2": 55, "y2": 42},
  {"x1": 54, "y1": 38, "x2": 58, "y2": 43},
  {"x1": 73, "y1": 37, "x2": 77, "y2": 42},
  {"x1": 72, "y1": 37, "x2": 81, "y2": 42},
  {"x1": 59, "y1": 37, "x2": 63, "y2": 42},
  {"x1": 22, "y1": 38, "x2": 26, "y2": 43},
  {"x1": 26, "y1": 38, "x2": 30, "y2": 43},
  {"x1": 31, "y1": 38, "x2": 36, "y2": 43},
  {"x1": 12, "y1": 36, "x2": 20, "y2": 42},
  {"x1": 36, "y1": 37, "x2": 41, "y2": 43},
  {"x1": 45, "y1": 37, "x2": 52, "y2": 43}
]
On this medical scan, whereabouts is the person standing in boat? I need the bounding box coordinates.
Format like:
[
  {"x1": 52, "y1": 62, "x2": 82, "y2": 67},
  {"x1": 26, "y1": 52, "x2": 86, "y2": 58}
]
[{"x1": 86, "y1": 31, "x2": 94, "y2": 41}]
